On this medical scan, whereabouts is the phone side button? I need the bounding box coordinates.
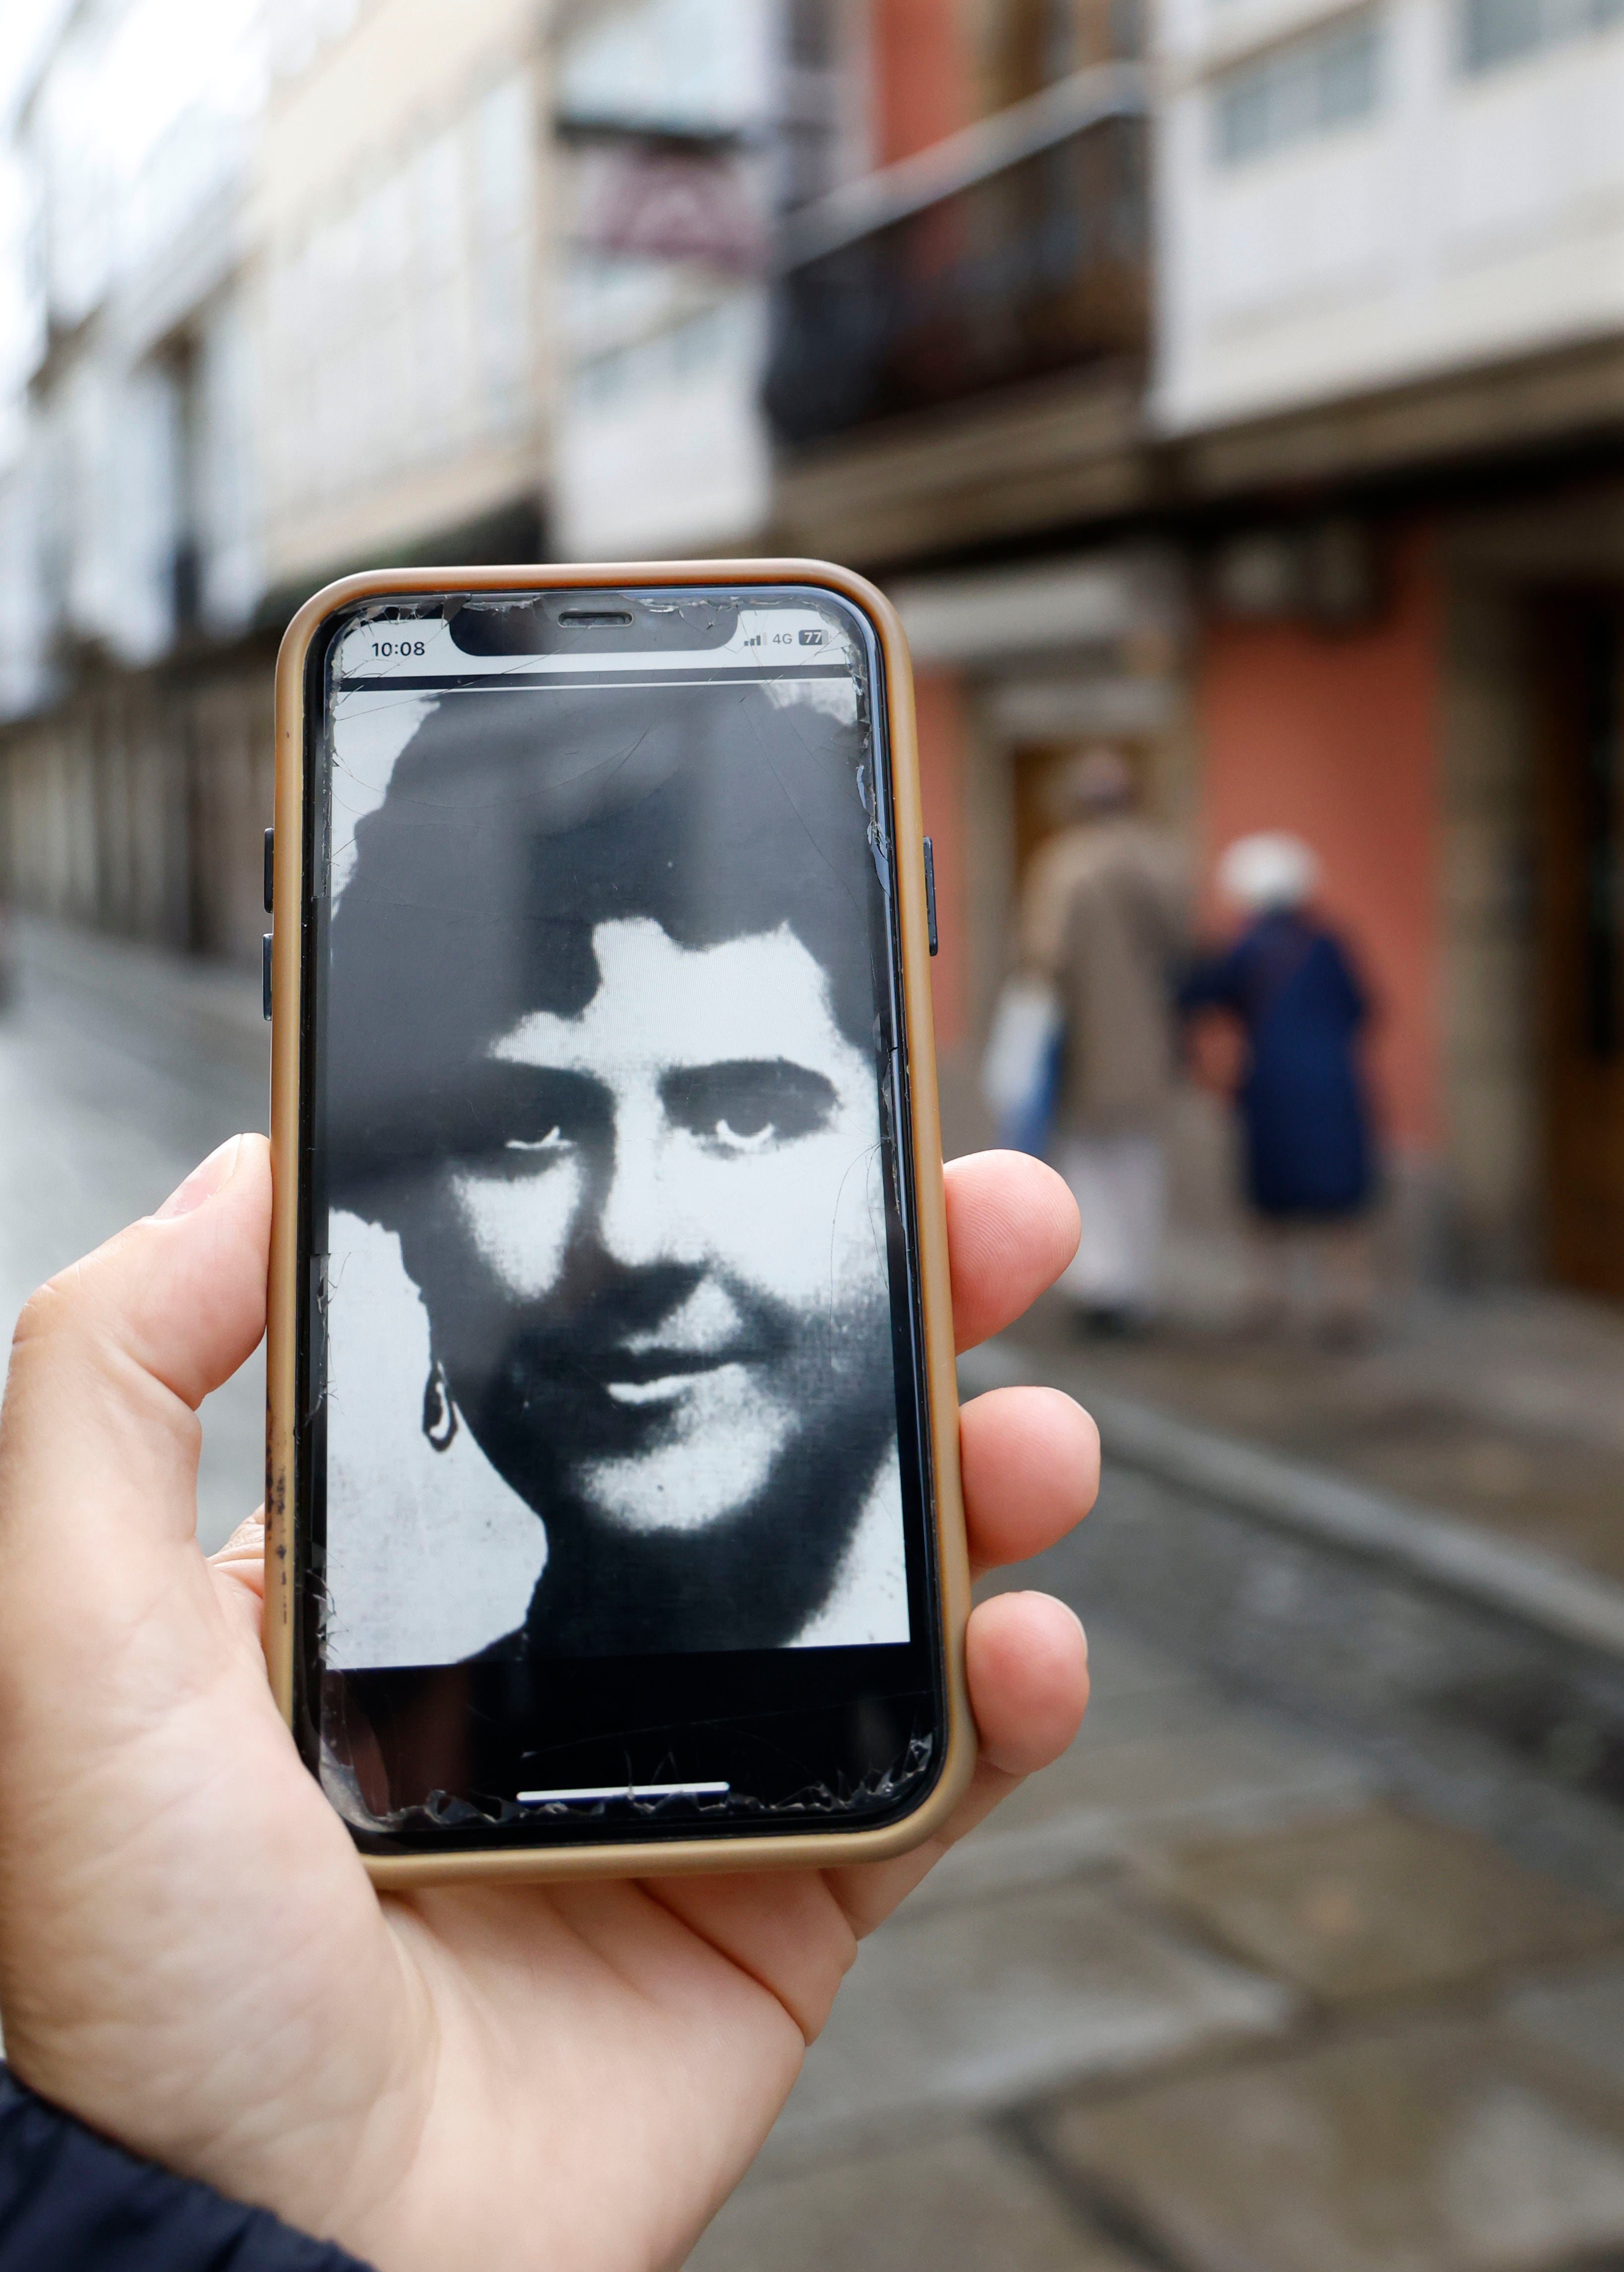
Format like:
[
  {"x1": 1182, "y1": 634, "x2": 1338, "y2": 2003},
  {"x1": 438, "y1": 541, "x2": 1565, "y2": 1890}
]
[
  {"x1": 922, "y1": 837, "x2": 939, "y2": 956},
  {"x1": 262, "y1": 932, "x2": 273, "y2": 1021},
  {"x1": 263, "y1": 826, "x2": 274, "y2": 913}
]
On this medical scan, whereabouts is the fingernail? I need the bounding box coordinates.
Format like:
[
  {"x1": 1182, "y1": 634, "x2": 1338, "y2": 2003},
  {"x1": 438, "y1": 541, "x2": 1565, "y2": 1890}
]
[{"x1": 154, "y1": 1135, "x2": 244, "y2": 1221}]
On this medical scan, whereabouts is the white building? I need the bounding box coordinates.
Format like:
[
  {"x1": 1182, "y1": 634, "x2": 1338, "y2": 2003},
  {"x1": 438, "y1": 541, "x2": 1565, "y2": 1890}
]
[
  {"x1": 249, "y1": 0, "x2": 549, "y2": 595},
  {"x1": 1154, "y1": 0, "x2": 1624, "y2": 435},
  {"x1": 0, "y1": 0, "x2": 814, "y2": 961},
  {"x1": 549, "y1": 0, "x2": 782, "y2": 560},
  {"x1": 11, "y1": 0, "x2": 271, "y2": 685}
]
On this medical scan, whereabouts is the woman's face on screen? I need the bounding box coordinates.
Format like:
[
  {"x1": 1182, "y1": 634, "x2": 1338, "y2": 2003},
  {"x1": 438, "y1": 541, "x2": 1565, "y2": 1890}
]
[{"x1": 433, "y1": 917, "x2": 892, "y2": 1536}]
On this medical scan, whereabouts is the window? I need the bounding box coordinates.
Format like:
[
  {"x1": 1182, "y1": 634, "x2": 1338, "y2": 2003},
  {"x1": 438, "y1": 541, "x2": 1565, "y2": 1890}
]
[
  {"x1": 1461, "y1": 0, "x2": 1624, "y2": 73},
  {"x1": 1212, "y1": 12, "x2": 1383, "y2": 165}
]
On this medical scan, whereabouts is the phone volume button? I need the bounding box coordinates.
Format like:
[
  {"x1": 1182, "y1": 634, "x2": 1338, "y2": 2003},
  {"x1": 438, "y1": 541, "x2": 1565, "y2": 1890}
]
[{"x1": 262, "y1": 932, "x2": 273, "y2": 1021}]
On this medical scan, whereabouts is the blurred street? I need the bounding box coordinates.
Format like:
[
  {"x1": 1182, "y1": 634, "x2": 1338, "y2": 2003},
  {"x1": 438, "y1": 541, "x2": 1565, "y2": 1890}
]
[
  {"x1": 15, "y1": 924, "x2": 1623, "y2": 2272},
  {"x1": 1020, "y1": 1297, "x2": 1624, "y2": 1591},
  {"x1": 696, "y1": 1370, "x2": 1624, "y2": 2272}
]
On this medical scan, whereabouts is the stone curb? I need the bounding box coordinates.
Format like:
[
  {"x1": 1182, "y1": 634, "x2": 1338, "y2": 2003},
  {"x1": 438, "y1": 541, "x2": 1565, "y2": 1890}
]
[{"x1": 958, "y1": 1338, "x2": 1624, "y2": 1665}]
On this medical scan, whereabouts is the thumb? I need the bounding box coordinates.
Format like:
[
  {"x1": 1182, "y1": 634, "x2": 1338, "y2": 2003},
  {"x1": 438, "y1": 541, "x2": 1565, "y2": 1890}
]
[{"x1": 0, "y1": 1135, "x2": 272, "y2": 1578}]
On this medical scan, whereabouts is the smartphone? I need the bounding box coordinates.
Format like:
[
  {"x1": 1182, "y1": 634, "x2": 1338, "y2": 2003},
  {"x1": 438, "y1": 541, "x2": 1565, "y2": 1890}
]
[{"x1": 265, "y1": 562, "x2": 971, "y2": 1884}]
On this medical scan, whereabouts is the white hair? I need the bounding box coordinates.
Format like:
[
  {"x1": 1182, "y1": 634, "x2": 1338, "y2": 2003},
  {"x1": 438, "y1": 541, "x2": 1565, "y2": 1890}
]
[{"x1": 1218, "y1": 831, "x2": 1320, "y2": 912}]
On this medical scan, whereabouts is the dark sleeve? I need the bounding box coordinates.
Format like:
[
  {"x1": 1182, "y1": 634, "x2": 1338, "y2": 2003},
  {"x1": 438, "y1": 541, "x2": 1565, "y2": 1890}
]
[
  {"x1": 1176, "y1": 941, "x2": 1246, "y2": 1017},
  {"x1": 0, "y1": 2071, "x2": 375, "y2": 2272},
  {"x1": 1322, "y1": 933, "x2": 1369, "y2": 1029}
]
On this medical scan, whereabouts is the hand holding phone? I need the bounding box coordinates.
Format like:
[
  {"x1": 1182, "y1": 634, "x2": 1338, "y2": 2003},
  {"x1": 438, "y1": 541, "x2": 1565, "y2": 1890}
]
[{"x1": 0, "y1": 1137, "x2": 1094, "y2": 2271}]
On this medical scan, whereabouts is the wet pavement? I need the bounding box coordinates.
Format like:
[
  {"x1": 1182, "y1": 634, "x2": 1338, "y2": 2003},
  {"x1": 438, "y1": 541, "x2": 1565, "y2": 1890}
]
[
  {"x1": 1014, "y1": 1290, "x2": 1624, "y2": 1592},
  {"x1": 699, "y1": 1481, "x2": 1624, "y2": 2271},
  {"x1": 4, "y1": 923, "x2": 1624, "y2": 2271}
]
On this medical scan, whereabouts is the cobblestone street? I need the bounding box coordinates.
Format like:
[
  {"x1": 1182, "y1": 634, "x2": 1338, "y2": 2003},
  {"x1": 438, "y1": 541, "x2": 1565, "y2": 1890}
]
[
  {"x1": 698, "y1": 1490, "x2": 1624, "y2": 2272},
  {"x1": 5, "y1": 922, "x2": 1624, "y2": 2272}
]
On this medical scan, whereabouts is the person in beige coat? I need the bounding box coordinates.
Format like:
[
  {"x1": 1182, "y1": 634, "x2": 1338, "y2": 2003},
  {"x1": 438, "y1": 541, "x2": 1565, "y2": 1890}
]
[{"x1": 1017, "y1": 747, "x2": 1189, "y2": 1330}]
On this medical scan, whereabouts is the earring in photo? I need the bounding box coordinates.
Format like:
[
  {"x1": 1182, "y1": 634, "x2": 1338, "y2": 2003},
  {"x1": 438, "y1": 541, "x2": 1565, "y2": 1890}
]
[{"x1": 422, "y1": 1357, "x2": 458, "y2": 1452}]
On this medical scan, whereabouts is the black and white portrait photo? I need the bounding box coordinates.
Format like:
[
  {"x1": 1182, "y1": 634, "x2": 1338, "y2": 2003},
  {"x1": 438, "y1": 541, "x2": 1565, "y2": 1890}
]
[{"x1": 319, "y1": 650, "x2": 910, "y2": 1668}]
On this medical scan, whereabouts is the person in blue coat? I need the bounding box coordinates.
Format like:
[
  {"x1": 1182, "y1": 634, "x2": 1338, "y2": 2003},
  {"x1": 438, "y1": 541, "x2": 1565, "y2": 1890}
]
[{"x1": 1179, "y1": 832, "x2": 1378, "y2": 1338}]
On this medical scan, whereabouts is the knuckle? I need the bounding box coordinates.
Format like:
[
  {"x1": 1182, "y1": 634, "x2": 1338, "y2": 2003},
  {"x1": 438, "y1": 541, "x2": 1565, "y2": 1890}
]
[
  {"x1": 10, "y1": 1272, "x2": 74, "y2": 1356},
  {"x1": 6, "y1": 1257, "x2": 116, "y2": 1400}
]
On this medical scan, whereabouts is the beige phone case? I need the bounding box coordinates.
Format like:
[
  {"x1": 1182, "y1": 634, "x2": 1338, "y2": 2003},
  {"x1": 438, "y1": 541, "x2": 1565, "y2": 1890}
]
[{"x1": 266, "y1": 559, "x2": 972, "y2": 1885}]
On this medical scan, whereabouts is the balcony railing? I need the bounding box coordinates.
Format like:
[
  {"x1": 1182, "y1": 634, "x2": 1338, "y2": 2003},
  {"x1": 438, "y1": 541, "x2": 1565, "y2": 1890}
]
[{"x1": 764, "y1": 64, "x2": 1150, "y2": 449}]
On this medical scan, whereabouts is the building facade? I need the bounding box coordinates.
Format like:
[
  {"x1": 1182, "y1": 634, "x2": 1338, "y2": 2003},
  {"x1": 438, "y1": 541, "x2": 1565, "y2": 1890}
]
[
  {"x1": 0, "y1": 0, "x2": 279, "y2": 960},
  {"x1": 549, "y1": 0, "x2": 782, "y2": 559},
  {"x1": 765, "y1": 0, "x2": 1624, "y2": 1302},
  {"x1": 252, "y1": 0, "x2": 551, "y2": 599},
  {"x1": 1155, "y1": 0, "x2": 1624, "y2": 1293},
  {"x1": 0, "y1": 0, "x2": 787, "y2": 961}
]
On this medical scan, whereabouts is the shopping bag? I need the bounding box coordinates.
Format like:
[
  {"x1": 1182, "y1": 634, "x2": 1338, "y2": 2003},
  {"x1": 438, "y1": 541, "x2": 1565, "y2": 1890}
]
[{"x1": 981, "y1": 978, "x2": 1064, "y2": 1158}]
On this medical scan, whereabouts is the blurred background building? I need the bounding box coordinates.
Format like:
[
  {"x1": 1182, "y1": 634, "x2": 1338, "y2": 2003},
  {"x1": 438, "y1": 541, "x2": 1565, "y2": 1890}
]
[
  {"x1": 764, "y1": 0, "x2": 1624, "y2": 1307},
  {"x1": 0, "y1": 0, "x2": 783, "y2": 961},
  {"x1": 2, "y1": 0, "x2": 1623, "y2": 1301}
]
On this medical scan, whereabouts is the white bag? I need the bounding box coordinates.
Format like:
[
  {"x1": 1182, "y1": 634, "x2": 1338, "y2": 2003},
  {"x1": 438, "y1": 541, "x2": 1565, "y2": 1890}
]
[{"x1": 981, "y1": 977, "x2": 1063, "y2": 1124}]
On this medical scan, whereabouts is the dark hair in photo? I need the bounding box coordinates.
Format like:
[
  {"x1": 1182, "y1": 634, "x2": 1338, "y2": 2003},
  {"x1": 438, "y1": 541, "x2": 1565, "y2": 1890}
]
[{"x1": 326, "y1": 678, "x2": 882, "y2": 1218}]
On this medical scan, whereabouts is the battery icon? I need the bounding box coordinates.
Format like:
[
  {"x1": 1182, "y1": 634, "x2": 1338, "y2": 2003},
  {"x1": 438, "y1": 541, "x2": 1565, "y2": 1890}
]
[{"x1": 799, "y1": 628, "x2": 827, "y2": 645}]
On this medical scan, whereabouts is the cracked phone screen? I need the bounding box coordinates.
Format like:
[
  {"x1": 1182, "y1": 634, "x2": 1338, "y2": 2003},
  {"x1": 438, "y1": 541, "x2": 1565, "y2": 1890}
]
[{"x1": 297, "y1": 586, "x2": 945, "y2": 1850}]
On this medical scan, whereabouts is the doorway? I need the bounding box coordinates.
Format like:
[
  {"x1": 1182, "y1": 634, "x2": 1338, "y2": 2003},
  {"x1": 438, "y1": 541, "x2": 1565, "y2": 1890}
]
[{"x1": 1536, "y1": 595, "x2": 1624, "y2": 1298}]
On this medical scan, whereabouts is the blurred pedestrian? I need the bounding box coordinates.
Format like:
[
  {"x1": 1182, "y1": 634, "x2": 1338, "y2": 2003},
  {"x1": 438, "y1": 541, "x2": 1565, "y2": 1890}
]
[
  {"x1": 1013, "y1": 746, "x2": 1189, "y2": 1334},
  {"x1": 1180, "y1": 831, "x2": 1377, "y2": 1343}
]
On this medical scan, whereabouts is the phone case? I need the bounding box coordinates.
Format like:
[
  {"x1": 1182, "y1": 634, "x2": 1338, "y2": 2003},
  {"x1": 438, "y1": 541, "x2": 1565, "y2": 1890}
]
[{"x1": 266, "y1": 559, "x2": 973, "y2": 1884}]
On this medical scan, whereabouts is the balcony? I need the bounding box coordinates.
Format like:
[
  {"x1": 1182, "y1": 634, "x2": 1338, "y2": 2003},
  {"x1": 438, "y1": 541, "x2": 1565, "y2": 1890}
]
[{"x1": 764, "y1": 64, "x2": 1150, "y2": 451}]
